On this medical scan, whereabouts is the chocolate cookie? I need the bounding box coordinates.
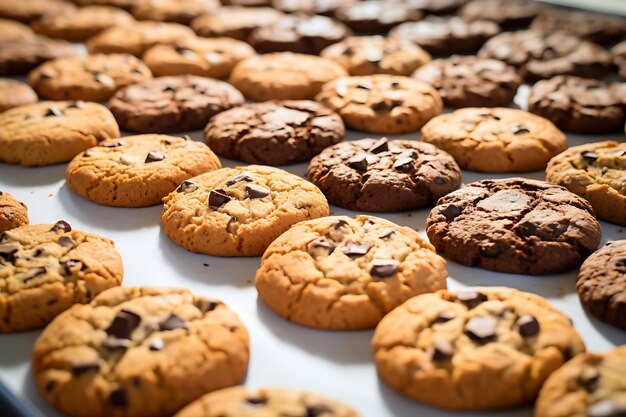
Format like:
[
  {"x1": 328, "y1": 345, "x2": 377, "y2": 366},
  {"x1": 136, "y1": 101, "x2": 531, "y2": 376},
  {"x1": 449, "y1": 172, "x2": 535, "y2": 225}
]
[
  {"x1": 315, "y1": 74, "x2": 442, "y2": 134},
  {"x1": 108, "y1": 75, "x2": 244, "y2": 133},
  {"x1": 334, "y1": 1, "x2": 422, "y2": 34},
  {"x1": 32, "y1": 286, "x2": 249, "y2": 417},
  {"x1": 546, "y1": 141, "x2": 626, "y2": 226},
  {"x1": 272, "y1": 0, "x2": 356, "y2": 15},
  {"x1": 529, "y1": 76, "x2": 626, "y2": 134},
  {"x1": 531, "y1": 9, "x2": 626, "y2": 45},
  {"x1": 459, "y1": 0, "x2": 545, "y2": 29},
  {"x1": 143, "y1": 37, "x2": 255, "y2": 79},
  {"x1": 131, "y1": 0, "x2": 220, "y2": 24},
  {"x1": 426, "y1": 178, "x2": 601, "y2": 275},
  {"x1": 0, "y1": 221, "x2": 123, "y2": 332},
  {"x1": 307, "y1": 138, "x2": 461, "y2": 212},
  {"x1": 0, "y1": 36, "x2": 76, "y2": 76},
  {"x1": 248, "y1": 14, "x2": 351, "y2": 55},
  {"x1": 256, "y1": 215, "x2": 447, "y2": 329},
  {"x1": 0, "y1": 191, "x2": 29, "y2": 232},
  {"x1": 28, "y1": 54, "x2": 153, "y2": 102},
  {"x1": 0, "y1": 0, "x2": 75, "y2": 23},
  {"x1": 320, "y1": 35, "x2": 431, "y2": 76},
  {"x1": 373, "y1": 287, "x2": 585, "y2": 410},
  {"x1": 613, "y1": 41, "x2": 626, "y2": 81},
  {"x1": 0, "y1": 18, "x2": 35, "y2": 41},
  {"x1": 191, "y1": 6, "x2": 283, "y2": 40},
  {"x1": 204, "y1": 100, "x2": 344, "y2": 165},
  {"x1": 412, "y1": 55, "x2": 521, "y2": 108},
  {"x1": 389, "y1": 17, "x2": 500, "y2": 55},
  {"x1": 0, "y1": 79, "x2": 38, "y2": 113},
  {"x1": 421, "y1": 107, "x2": 567, "y2": 173},
  {"x1": 478, "y1": 30, "x2": 612, "y2": 82}
]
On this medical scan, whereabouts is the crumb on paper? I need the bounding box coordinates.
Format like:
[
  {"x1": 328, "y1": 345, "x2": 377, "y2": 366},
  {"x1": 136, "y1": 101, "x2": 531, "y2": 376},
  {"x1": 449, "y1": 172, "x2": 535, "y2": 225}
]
[
  {"x1": 245, "y1": 279, "x2": 252, "y2": 285},
  {"x1": 203, "y1": 263, "x2": 210, "y2": 267},
  {"x1": 618, "y1": 229, "x2": 623, "y2": 233}
]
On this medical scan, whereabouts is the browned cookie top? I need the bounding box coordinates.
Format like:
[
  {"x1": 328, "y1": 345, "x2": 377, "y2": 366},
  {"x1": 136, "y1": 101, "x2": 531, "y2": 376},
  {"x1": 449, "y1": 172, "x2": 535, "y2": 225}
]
[
  {"x1": 0, "y1": 18, "x2": 35, "y2": 41},
  {"x1": 191, "y1": 6, "x2": 283, "y2": 40},
  {"x1": 0, "y1": 36, "x2": 76, "y2": 76},
  {"x1": 272, "y1": 0, "x2": 356, "y2": 15},
  {"x1": 334, "y1": 0, "x2": 422, "y2": 34},
  {"x1": 531, "y1": 9, "x2": 626, "y2": 45},
  {"x1": 0, "y1": 191, "x2": 29, "y2": 233},
  {"x1": 426, "y1": 178, "x2": 601, "y2": 275},
  {"x1": 459, "y1": 0, "x2": 545, "y2": 28},
  {"x1": 131, "y1": 0, "x2": 220, "y2": 24},
  {"x1": 0, "y1": 0, "x2": 75, "y2": 23}
]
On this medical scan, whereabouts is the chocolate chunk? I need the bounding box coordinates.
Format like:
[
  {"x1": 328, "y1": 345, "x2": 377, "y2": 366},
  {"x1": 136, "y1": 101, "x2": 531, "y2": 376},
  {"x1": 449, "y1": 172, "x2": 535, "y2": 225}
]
[
  {"x1": 45, "y1": 107, "x2": 63, "y2": 117},
  {"x1": 308, "y1": 239, "x2": 335, "y2": 256},
  {"x1": 456, "y1": 290, "x2": 488, "y2": 309},
  {"x1": 23, "y1": 267, "x2": 47, "y2": 283},
  {"x1": 347, "y1": 154, "x2": 368, "y2": 171},
  {"x1": 145, "y1": 151, "x2": 165, "y2": 163},
  {"x1": 356, "y1": 82, "x2": 372, "y2": 90},
  {"x1": 334, "y1": 220, "x2": 348, "y2": 229},
  {"x1": 465, "y1": 316, "x2": 498, "y2": 344},
  {"x1": 193, "y1": 298, "x2": 218, "y2": 313},
  {"x1": 109, "y1": 388, "x2": 127, "y2": 407},
  {"x1": 132, "y1": 66, "x2": 144, "y2": 74},
  {"x1": 34, "y1": 249, "x2": 43, "y2": 257},
  {"x1": 511, "y1": 124, "x2": 530, "y2": 135},
  {"x1": 160, "y1": 313, "x2": 188, "y2": 331},
  {"x1": 479, "y1": 243, "x2": 502, "y2": 257},
  {"x1": 341, "y1": 242, "x2": 372, "y2": 258},
  {"x1": 440, "y1": 205, "x2": 463, "y2": 221},
  {"x1": 518, "y1": 220, "x2": 537, "y2": 237},
  {"x1": 397, "y1": 150, "x2": 418, "y2": 160},
  {"x1": 149, "y1": 337, "x2": 164, "y2": 351},
  {"x1": 39, "y1": 71, "x2": 52, "y2": 79},
  {"x1": 0, "y1": 244, "x2": 18, "y2": 262},
  {"x1": 245, "y1": 397, "x2": 267, "y2": 405},
  {"x1": 177, "y1": 180, "x2": 198, "y2": 193},
  {"x1": 578, "y1": 368, "x2": 600, "y2": 393},
  {"x1": 371, "y1": 100, "x2": 394, "y2": 112},
  {"x1": 174, "y1": 45, "x2": 193, "y2": 55},
  {"x1": 370, "y1": 259, "x2": 400, "y2": 279},
  {"x1": 72, "y1": 362, "x2": 100, "y2": 376},
  {"x1": 368, "y1": 138, "x2": 389, "y2": 154},
  {"x1": 581, "y1": 151, "x2": 598, "y2": 163},
  {"x1": 162, "y1": 85, "x2": 176, "y2": 92},
  {"x1": 67, "y1": 101, "x2": 85, "y2": 109},
  {"x1": 226, "y1": 172, "x2": 254, "y2": 186},
  {"x1": 393, "y1": 157, "x2": 414, "y2": 172},
  {"x1": 433, "y1": 311, "x2": 456, "y2": 324},
  {"x1": 105, "y1": 310, "x2": 141, "y2": 339},
  {"x1": 102, "y1": 141, "x2": 124, "y2": 148},
  {"x1": 50, "y1": 220, "x2": 71, "y2": 232},
  {"x1": 61, "y1": 259, "x2": 83, "y2": 274},
  {"x1": 307, "y1": 404, "x2": 333, "y2": 417},
  {"x1": 245, "y1": 184, "x2": 270, "y2": 199},
  {"x1": 94, "y1": 73, "x2": 114, "y2": 86},
  {"x1": 517, "y1": 314, "x2": 540, "y2": 337},
  {"x1": 57, "y1": 236, "x2": 74, "y2": 247},
  {"x1": 208, "y1": 189, "x2": 231, "y2": 208},
  {"x1": 430, "y1": 341, "x2": 454, "y2": 361},
  {"x1": 587, "y1": 399, "x2": 626, "y2": 417},
  {"x1": 102, "y1": 336, "x2": 130, "y2": 350},
  {"x1": 45, "y1": 380, "x2": 56, "y2": 392},
  {"x1": 377, "y1": 228, "x2": 395, "y2": 240}
]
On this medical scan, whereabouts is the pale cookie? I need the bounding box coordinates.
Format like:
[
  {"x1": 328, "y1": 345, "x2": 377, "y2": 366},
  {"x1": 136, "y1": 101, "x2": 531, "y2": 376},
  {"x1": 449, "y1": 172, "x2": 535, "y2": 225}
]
[
  {"x1": 0, "y1": 191, "x2": 29, "y2": 233},
  {"x1": 0, "y1": 221, "x2": 123, "y2": 332},
  {"x1": 0, "y1": 36, "x2": 76, "y2": 75},
  {"x1": 0, "y1": 18, "x2": 35, "y2": 41},
  {"x1": 131, "y1": 0, "x2": 220, "y2": 24},
  {"x1": 32, "y1": 286, "x2": 249, "y2": 417},
  {"x1": 161, "y1": 165, "x2": 330, "y2": 257},
  {"x1": 190, "y1": 6, "x2": 283, "y2": 40},
  {"x1": 0, "y1": 79, "x2": 38, "y2": 113},
  {"x1": 373, "y1": 287, "x2": 585, "y2": 410}
]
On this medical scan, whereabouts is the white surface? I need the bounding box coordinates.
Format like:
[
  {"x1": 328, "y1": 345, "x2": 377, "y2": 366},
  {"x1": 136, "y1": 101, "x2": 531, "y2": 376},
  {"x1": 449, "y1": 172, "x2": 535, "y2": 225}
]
[{"x1": 1, "y1": 86, "x2": 626, "y2": 417}]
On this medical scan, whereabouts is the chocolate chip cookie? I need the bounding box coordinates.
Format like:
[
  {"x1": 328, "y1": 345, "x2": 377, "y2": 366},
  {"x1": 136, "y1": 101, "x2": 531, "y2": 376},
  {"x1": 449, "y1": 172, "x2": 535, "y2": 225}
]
[
  {"x1": 0, "y1": 191, "x2": 29, "y2": 233},
  {"x1": 531, "y1": 9, "x2": 626, "y2": 45},
  {"x1": 0, "y1": 101, "x2": 120, "y2": 167},
  {"x1": 72, "y1": 0, "x2": 136, "y2": 9},
  {"x1": 230, "y1": 52, "x2": 348, "y2": 101},
  {"x1": 0, "y1": 79, "x2": 37, "y2": 113},
  {"x1": 32, "y1": 286, "x2": 249, "y2": 417},
  {"x1": 256, "y1": 215, "x2": 447, "y2": 329},
  {"x1": 401, "y1": 0, "x2": 466, "y2": 15},
  {"x1": 67, "y1": 135, "x2": 221, "y2": 207},
  {"x1": 613, "y1": 41, "x2": 626, "y2": 81},
  {"x1": 0, "y1": 18, "x2": 35, "y2": 41},
  {"x1": 204, "y1": 100, "x2": 344, "y2": 165},
  {"x1": 334, "y1": 1, "x2": 422, "y2": 34},
  {"x1": 161, "y1": 165, "x2": 329, "y2": 257},
  {"x1": 320, "y1": 35, "x2": 431, "y2": 76},
  {"x1": 0, "y1": 221, "x2": 123, "y2": 332},
  {"x1": 413, "y1": 55, "x2": 521, "y2": 108},
  {"x1": 0, "y1": 36, "x2": 76, "y2": 75},
  {"x1": 108, "y1": 75, "x2": 243, "y2": 133},
  {"x1": 373, "y1": 287, "x2": 585, "y2": 410},
  {"x1": 459, "y1": 0, "x2": 545, "y2": 29},
  {"x1": 478, "y1": 30, "x2": 612, "y2": 82},
  {"x1": 28, "y1": 54, "x2": 153, "y2": 102},
  {"x1": 426, "y1": 178, "x2": 601, "y2": 275},
  {"x1": 0, "y1": 0, "x2": 75, "y2": 23},
  {"x1": 191, "y1": 6, "x2": 283, "y2": 40},
  {"x1": 273, "y1": 0, "x2": 355, "y2": 15},
  {"x1": 421, "y1": 107, "x2": 567, "y2": 173},
  {"x1": 307, "y1": 138, "x2": 461, "y2": 212},
  {"x1": 546, "y1": 141, "x2": 626, "y2": 226},
  {"x1": 131, "y1": 0, "x2": 220, "y2": 24}
]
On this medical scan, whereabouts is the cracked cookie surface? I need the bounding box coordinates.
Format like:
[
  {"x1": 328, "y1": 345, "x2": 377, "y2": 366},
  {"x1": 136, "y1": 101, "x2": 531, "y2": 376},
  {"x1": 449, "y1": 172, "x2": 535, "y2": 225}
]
[
  {"x1": 0, "y1": 191, "x2": 29, "y2": 233},
  {"x1": 256, "y1": 215, "x2": 447, "y2": 330},
  {"x1": 0, "y1": 221, "x2": 123, "y2": 332},
  {"x1": 421, "y1": 107, "x2": 567, "y2": 173},
  {"x1": 0, "y1": 35, "x2": 76, "y2": 75},
  {"x1": 373, "y1": 286, "x2": 585, "y2": 410},
  {"x1": 162, "y1": 165, "x2": 329, "y2": 256},
  {"x1": 426, "y1": 178, "x2": 600, "y2": 275},
  {"x1": 32, "y1": 286, "x2": 249, "y2": 417},
  {"x1": 67, "y1": 135, "x2": 221, "y2": 208}
]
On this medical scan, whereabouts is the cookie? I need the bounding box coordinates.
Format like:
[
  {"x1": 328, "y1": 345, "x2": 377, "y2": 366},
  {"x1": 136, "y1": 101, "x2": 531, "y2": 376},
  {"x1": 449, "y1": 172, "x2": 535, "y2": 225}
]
[
  {"x1": 421, "y1": 107, "x2": 567, "y2": 173},
  {"x1": 71, "y1": 0, "x2": 136, "y2": 9},
  {"x1": 161, "y1": 165, "x2": 329, "y2": 257},
  {"x1": 0, "y1": 79, "x2": 38, "y2": 113},
  {"x1": 536, "y1": 346, "x2": 626, "y2": 417},
  {"x1": 0, "y1": 36, "x2": 76, "y2": 76},
  {"x1": 0, "y1": 18, "x2": 35, "y2": 41},
  {"x1": 531, "y1": 9, "x2": 626, "y2": 45},
  {"x1": 131, "y1": 0, "x2": 220, "y2": 24},
  {"x1": 320, "y1": 35, "x2": 431, "y2": 76},
  {"x1": 401, "y1": 0, "x2": 466, "y2": 15},
  {"x1": 230, "y1": 52, "x2": 348, "y2": 101},
  {"x1": 256, "y1": 215, "x2": 447, "y2": 329},
  {"x1": 0, "y1": 222, "x2": 123, "y2": 332},
  {"x1": 0, "y1": 0, "x2": 75, "y2": 23},
  {"x1": 546, "y1": 141, "x2": 626, "y2": 226},
  {"x1": 334, "y1": 1, "x2": 422, "y2": 34},
  {"x1": 306, "y1": 138, "x2": 461, "y2": 212},
  {"x1": 459, "y1": 0, "x2": 545, "y2": 29},
  {"x1": 613, "y1": 41, "x2": 626, "y2": 81},
  {"x1": 248, "y1": 14, "x2": 351, "y2": 55},
  {"x1": 0, "y1": 191, "x2": 29, "y2": 233},
  {"x1": 478, "y1": 30, "x2": 612, "y2": 83},
  {"x1": 528, "y1": 76, "x2": 626, "y2": 134},
  {"x1": 412, "y1": 56, "x2": 521, "y2": 108},
  {"x1": 222, "y1": 0, "x2": 270, "y2": 4},
  {"x1": 315, "y1": 74, "x2": 442, "y2": 134},
  {"x1": 31, "y1": 6, "x2": 135, "y2": 41},
  {"x1": 389, "y1": 17, "x2": 500, "y2": 55},
  {"x1": 0, "y1": 101, "x2": 120, "y2": 167},
  {"x1": 272, "y1": 0, "x2": 356, "y2": 16},
  {"x1": 108, "y1": 75, "x2": 244, "y2": 133},
  {"x1": 191, "y1": 6, "x2": 283, "y2": 41},
  {"x1": 373, "y1": 286, "x2": 585, "y2": 410},
  {"x1": 28, "y1": 54, "x2": 153, "y2": 102},
  {"x1": 142, "y1": 37, "x2": 255, "y2": 79},
  {"x1": 204, "y1": 100, "x2": 344, "y2": 166},
  {"x1": 86, "y1": 21, "x2": 196, "y2": 57},
  {"x1": 67, "y1": 135, "x2": 221, "y2": 208},
  {"x1": 426, "y1": 178, "x2": 601, "y2": 275},
  {"x1": 32, "y1": 286, "x2": 249, "y2": 417}
]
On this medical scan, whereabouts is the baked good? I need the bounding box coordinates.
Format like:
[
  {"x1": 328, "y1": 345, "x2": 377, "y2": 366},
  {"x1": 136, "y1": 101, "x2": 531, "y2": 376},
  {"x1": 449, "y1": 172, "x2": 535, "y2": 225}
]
[
  {"x1": 0, "y1": 101, "x2": 120, "y2": 167},
  {"x1": 0, "y1": 79, "x2": 38, "y2": 113},
  {"x1": 546, "y1": 141, "x2": 626, "y2": 226},
  {"x1": 230, "y1": 52, "x2": 348, "y2": 101},
  {"x1": 67, "y1": 135, "x2": 221, "y2": 207},
  {"x1": 399, "y1": 0, "x2": 466, "y2": 15},
  {"x1": 0, "y1": 18, "x2": 35, "y2": 41},
  {"x1": 412, "y1": 55, "x2": 521, "y2": 108},
  {"x1": 421, "y1": 107, "x2": 567, "y2": 173},
  {"x1": 531, "y1": 9, "x2": 626, "y2": 45},
  {"x1": 131, "y1": 0, "x2": 220, "y2": 24},
  {"x1": 613, "y1": 41, "x2": 626, "y2": 81},
  {"x1": 425, "y1": 178, "x2": 601, "y2": 275},
  {"x1": 373, "y1": 286, "x2": 586, "y2": 410},
  {"x1": 256, "y1": 215, "x2": 447, "y2": 329},
  {"x1": 222, "y1": 0, "x2": 270, "y2": 5},
  {"x1": 334, "y1": 1, "x2": 422, "y2": 34},
  {"x1": 161, "y1": 165, "x2": 329, "y2": 257},
  {"x1": 315, "y1": 74, "x2": 442, "y2": 134},
  {"x1": 272, "y1": 0, "x2": 356, "y2": 15},
  {"x1": 108, "y1": 75, "x2": 243, "y2": 133},
  {"x1": 28, "y1": 54, "x2": 152, "y2": 102},
  {"x1": 142, "y1": 37, "x2": 255, "y2": 79},
  {"x1": 0, "y1": 191, "x2": 29, "y2": 232},
  {"x1": 459, "y1": 0, "x2": 545, "y2": 28},
  {"x1": 0, "y1": 222, "x2": 123, "y2": 332},
  {"x1": 0, "y1": 36, "x2": 76, "y2": 75},
  {"x1": 191, "y1": 6, "x2": 283, "y2": 40},
  {"x1": 0, "y1": 0, "x2": 75, "y2": 23},
  {"x1": 204, "y1": 100, "x2": 344, "y2": 165},
  {"x1": 71, "y1": 0, "x2": 139, "y2": 8},
  {"x1": 321, "y1": 35, "x2": 431, "y2": 76},
  {"x1": 306, "y1": 138, "x2": 461, "y2": 211},
  {"x1": 32, "y1": 286, "x2": 249, "y2": 417}
]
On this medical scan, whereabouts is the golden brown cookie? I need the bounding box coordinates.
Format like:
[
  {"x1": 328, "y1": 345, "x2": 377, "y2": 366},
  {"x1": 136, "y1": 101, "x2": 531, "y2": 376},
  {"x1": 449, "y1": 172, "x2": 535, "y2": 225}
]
[
  {"x1": 191, "y1": 6, "x2": 283, "y2": 40},
  {"x1": 131, "y1": 0, "x2": 220, "y2": 24},
  {"x1": 0, "y1": 191, "x2": 29, "y2": 232},
  {"x1": 0, "y1": 79, "x2": 37, "y2": 113},
  {"x1": 0, "y1": 18, "x2": 35, "y2": 41},
  {"x1": 0, "y1": 0, "x2": 75, "y2": 23}
]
